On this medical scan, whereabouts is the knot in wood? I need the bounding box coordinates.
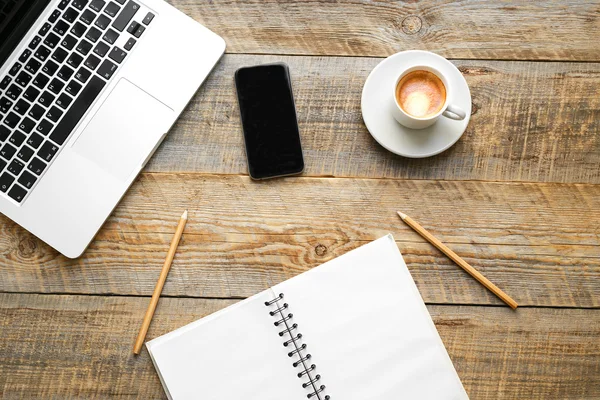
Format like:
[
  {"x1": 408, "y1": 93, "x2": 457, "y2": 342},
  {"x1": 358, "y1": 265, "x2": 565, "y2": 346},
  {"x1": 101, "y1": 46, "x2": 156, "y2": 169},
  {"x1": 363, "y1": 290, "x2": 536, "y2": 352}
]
[
  {"x1": 471, "y1": 101, "x2": 479, "y2": 115},
  {"x1": 314, "y1": 244, "x2": 328, "y2": 257},
  {"x1": 401, "y1": 15, "x2": 422, "y2": 35},
  {"x1": 18, "y1": 237, "x2": 38, "y2": 258}
]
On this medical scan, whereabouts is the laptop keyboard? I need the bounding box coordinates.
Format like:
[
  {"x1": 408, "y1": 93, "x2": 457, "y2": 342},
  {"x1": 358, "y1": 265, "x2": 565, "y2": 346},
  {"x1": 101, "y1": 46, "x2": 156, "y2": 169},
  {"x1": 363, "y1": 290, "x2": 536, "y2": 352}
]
[{"x1": 0, "y1": 0, "x2": 155, "y2": 204}]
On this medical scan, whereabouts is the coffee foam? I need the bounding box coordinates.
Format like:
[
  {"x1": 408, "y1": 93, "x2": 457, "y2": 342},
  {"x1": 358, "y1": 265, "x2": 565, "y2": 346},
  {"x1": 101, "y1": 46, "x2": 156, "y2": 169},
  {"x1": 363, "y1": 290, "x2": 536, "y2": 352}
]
[{"x1": 396, "y1": 70, "x2": 446, "y2": 118}]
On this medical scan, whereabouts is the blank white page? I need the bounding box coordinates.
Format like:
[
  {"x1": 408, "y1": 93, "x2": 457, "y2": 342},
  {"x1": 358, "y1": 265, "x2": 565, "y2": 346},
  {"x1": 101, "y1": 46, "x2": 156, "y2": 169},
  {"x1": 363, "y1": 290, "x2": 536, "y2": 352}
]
[
  {"x1": 147, "y1": 289, "x2": 308, "y2": 400},
  {"x1": 272, "y1": 235, "x2": 469, "y2": 399}
]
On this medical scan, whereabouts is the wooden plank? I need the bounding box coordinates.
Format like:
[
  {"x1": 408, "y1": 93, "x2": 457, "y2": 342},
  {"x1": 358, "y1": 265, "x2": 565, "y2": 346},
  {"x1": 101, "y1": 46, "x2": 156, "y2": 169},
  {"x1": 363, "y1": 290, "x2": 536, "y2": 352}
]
[
  {"x1": 145, "y1": 54, "x2": 600, "y2": 184},
  {"x1": 173, "y1": 0, "x2": 600, "y2": 61},
  {"x1": 1, "y1": 174, "x2": 598, "y2": 308},
  {"x1": 0, "y1": 293, "x2": 598, "y2": 399}
]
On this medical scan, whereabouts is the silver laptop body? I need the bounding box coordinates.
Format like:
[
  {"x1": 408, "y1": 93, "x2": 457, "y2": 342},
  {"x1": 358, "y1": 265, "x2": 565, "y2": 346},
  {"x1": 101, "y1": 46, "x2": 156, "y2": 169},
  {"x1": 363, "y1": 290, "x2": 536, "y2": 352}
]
[{"x1": 0, "y1": 0, "x2": 225, "y2": 257}]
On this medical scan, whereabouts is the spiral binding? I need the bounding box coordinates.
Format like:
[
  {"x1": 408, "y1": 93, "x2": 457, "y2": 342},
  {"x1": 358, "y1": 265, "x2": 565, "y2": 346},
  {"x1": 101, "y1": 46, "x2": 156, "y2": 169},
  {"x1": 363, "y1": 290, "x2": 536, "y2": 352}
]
[{"x1": 265, "y1": 293, "x2": 331, "y2": 400}]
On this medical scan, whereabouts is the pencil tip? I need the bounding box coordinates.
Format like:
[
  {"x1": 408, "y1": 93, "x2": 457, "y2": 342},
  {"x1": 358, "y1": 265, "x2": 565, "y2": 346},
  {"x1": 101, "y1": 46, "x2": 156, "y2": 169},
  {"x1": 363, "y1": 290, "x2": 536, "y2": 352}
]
[
  {"x1": 397, "y1": 211, "x2": 407, "y2": 219},
  {"x1": 182, "y1": 210, "x2": 188, "y2": 220}
]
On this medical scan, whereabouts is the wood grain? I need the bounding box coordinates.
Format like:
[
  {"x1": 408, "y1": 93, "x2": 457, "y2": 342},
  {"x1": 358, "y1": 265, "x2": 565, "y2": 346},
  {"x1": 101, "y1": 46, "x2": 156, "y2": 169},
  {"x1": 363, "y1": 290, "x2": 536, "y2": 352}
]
[
  {"x1": 170, "y1": 0, "x2": 600, "y2": 61},
  {"x1": 0, "y1": 293, "x2": 598, "y2": 399},
  {"x1": 145, "y1": 54, "x2": 600, "y2": 184},
  {"x1": 1, "y1": 174, "x2": 598, "y2": 308}
]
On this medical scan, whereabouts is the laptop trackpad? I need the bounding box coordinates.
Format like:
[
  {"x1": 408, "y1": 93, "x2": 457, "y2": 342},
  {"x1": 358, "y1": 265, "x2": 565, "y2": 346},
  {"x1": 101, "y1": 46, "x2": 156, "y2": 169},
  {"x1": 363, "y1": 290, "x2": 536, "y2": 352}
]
[{"x1": 73, "y1": 79, "x2": 173, "y2": 181}]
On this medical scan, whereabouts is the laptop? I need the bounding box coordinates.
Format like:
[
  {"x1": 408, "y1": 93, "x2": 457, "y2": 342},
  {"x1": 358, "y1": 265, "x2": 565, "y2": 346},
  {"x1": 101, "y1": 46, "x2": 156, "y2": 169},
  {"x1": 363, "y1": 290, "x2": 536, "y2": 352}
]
[{"x1": 0, "y1": 0, "x2": 225, "y2": 257}]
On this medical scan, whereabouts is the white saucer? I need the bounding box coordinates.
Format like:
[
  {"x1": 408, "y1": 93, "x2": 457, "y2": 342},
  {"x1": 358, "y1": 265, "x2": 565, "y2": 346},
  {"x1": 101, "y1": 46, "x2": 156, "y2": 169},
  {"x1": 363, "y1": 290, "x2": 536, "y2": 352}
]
[{"x1": 361, "y1": 51, "x2": 471, "y2": 158}]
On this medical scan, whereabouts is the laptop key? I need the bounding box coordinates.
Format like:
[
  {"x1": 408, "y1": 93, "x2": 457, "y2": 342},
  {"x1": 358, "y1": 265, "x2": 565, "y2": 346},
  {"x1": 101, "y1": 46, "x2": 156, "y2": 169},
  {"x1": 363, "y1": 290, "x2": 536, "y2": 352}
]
[
  {"x1": 133, "y1": 24, "x2": 145, "y2": 38},
  {"x1": 142, "y1": 12, "x2": 154, "y2": 25},
  {"x1": 72, "y1": 0, "x2": 89, "y2": 10},
  {"x1": 105, "y1": 2, "x2": 121, "y2": 17},
  {"x1": 112, "y1": 1, "x2": 139, "y2": 32},
  {"x1": 48, "y1": 78, "x2": 65, "y2": 94},
  {"x1": 56, "y1": 93, "x2": 73, "y2": 109},
  {"x1": 0, "y1": 172, "x2": 15, "y2": 192},
  {"x1": 115, "y1": 0, "x2": 126, "y2": 4},
  {"x1": 8, "y1": 159, "x2": 25, "y2": 175},
  {"x1": 95, "y1": 14, "x2": 111, "y2": 30},
  {"x1": 53, "y1": 20, "x2": 70, "y2": 36},
  {"x1": 9, "y1": 131, "x2": 26, "y2": 147},
  {"x1": 90, "y1": 0, "x2": 106, "y2": 12},
  {"x1": 62, "y1": 35, "x2": 78, "y2": 50},
  {"x1": 3, "y1": 112, "x2": 20, "y2": 128},
  {"x1": 84, "y1": 54, "x2": 101, "y2": 70},
  {"x1": 38, "y1": 91, "x2": 56, "y2": 107},
  {"x1": 25, "y1": 59, "x2": 42, "y2": 74},
  {"x1": 97, "y1": 59, "x2": 117, "y2": 80},
  {"x1": 39, "y1": 23, "x2": 52, "y2": 36},
  {"x1": 48, "y1": 10, "x2": 61, "y2": 23},
  {"x1": 52, "y1": 47, "x2": 69, "y2": 64},
  {"x1": 1, "y1": 143, "x2": 17, "y2": 160},
  {"x1": 48, "y1": 10, "x2": 60, "y2": 24},
  {"x1": 75, "y1": 67, "x2": 92, "y2": 83},
  {"x1": 19, "y1": 49, "x2": 32, "y2": 63},
  {"x1": 50, "y1": 76, "x2": 105, "y2": 145},
  {"x1": 81, "y1": 9, "x2": 96, "y2": 24},
  {"x1": 46, "y1": 106, "x2": 64, "y2": 122},
  {"x1": 18, "y1": 146, "x2": 35, "y2": 163},
  {"x1": 126, "y1": 21, "x2": 139, "y2": 34},
  {"x1": 19, "y1": 117, "x2": 36, "y2": 134},
  {"x1": 0, "y1": 76, "x2": 11, "y2": 90},
  {"x1": 27, "y1": 133, "x2": 44, "y2": 149},
  {"x1": 34, "y1": 46, "x2": 51, "y2": 62},
  {"x1": 71, "y1": 22, "x2": 88, "y2": 38},
  {"x1": 58, "y1": 66, "x2": 75, "y2": 81},
  {"x1": 67, "y1": 53, "x2": 84, "y2": 68},
  {"x1": 13, "y1": 99, "x2": 30, "y2": 115},
  {"x1": 28, "y1": 104, "x2": 46, "y2": 120},
  {"x1": 86, "y1": 26, "x2": 102, "y2": 42},
  {"x1": 36, "y1": 119, "x2": 54, "y2": 136},
  {"x1": 6, "y1": 84, "x2": 22, "y2": 100},
  {"x1": 123, "y1": 37, "x2": 135, "y2": 51},
  {"x1": 8, "y1": 184, "x2": 27, "y2": 203},
  {"x1": 38, "y1": 141, "x2": 59, "y2": 162},
  {"x1": 0, "y1": 97, "x2": 12, "y2": 113},
  {"x1": 29, "y1": 36, "x2": 42, "y2": 50},
  {"x1": 58, "y1": 0, "x2": 70, "y2": 10},
  {"x1": 28, "y1": 157, "x2": 47, "y2": 175},
  {"x1": 33, "y1": 73, "x2": 50, "y2": 90},
  {"x1": 42, "y1": 60, "x2": 59, "y2": 76},
  {"x1": 108, "y1": 47, "x2": 126, "y2": 64},
  {"x1": 66, "y1": 80, "x2": 83, "y2": 96},
  {"x1": 44, "y1": 32, "x2": 60, "y2": 49},
  {"x1": 93, "y1": 41, "x2": 110, "y2": 57},
  {"x1": 76, "y1": 39, "x2": 93, "y2": 55},
  {"x1": 15, "y1": 71, "x2": 32, "y2": 87},
  {"x1": 103, "y1": 28, "x2": 119, "y2": 44},
  {"x1": 18, "y1": 170, "x2": 37, "y2": 189},
  {"x1": 0, "y1": 126, "x2": 10, "y2": 141},
  {"x1": 63, "y1": 7, "x2": 80, "y2": 23},
  {"x1": 9, "y1": 62, "x2": 21, "y2": 76},
  {"x1": 23, "y1": 87, "x2": 41, "y2": 102}
]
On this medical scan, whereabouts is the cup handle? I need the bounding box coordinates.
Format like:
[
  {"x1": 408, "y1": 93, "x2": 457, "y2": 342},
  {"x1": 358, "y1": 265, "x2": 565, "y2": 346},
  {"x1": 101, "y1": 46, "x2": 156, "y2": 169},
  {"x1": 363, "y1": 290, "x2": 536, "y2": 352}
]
[{"x1": 443, "y1": 104, "x2": 466, "y2": 120}]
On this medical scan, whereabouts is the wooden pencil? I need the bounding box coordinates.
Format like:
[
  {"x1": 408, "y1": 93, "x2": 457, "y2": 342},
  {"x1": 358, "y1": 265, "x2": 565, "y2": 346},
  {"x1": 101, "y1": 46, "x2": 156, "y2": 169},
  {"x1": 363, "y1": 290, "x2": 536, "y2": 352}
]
[
  {"x1": 397, "y1": 211, "x2": 518, "y2": 310},
  {"x1": 133, "y1": 210, "x2": 188, "y2": 355}
]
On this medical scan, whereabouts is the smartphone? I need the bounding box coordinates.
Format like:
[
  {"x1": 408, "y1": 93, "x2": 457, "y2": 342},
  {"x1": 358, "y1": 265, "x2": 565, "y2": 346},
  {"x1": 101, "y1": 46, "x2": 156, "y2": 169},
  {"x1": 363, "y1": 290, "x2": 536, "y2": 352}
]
[{"x1": 235, "y1": 63, "x2": 304, "y2": 180}]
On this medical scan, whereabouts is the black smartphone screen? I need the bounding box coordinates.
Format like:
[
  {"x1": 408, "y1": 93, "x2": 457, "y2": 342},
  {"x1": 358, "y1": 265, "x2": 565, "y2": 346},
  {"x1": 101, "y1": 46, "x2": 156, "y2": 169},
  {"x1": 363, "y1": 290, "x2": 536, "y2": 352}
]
[{"x1": 235, "y1": 63, "x2": 304, "y2": 179}]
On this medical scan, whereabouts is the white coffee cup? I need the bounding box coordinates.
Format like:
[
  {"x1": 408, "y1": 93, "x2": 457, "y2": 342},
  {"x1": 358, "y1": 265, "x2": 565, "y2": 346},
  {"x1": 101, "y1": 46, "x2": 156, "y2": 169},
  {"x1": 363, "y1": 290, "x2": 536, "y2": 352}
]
[{"x1": 391, "y1": 65, "x2": 466, "y2": 130}]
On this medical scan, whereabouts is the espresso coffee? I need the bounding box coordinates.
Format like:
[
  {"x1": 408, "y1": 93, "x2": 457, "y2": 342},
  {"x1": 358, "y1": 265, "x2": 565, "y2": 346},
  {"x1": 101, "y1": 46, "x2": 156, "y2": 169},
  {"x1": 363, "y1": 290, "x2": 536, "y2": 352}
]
[{"x1": 395, "y1": 70, "x2": 446, "y2": 118}]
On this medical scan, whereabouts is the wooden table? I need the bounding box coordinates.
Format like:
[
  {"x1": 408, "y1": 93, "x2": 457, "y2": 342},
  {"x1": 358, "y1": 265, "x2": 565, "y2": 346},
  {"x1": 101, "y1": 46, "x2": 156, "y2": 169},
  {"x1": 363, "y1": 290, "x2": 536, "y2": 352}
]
[{"x1": 1, "y1": 1, "x2": 599, "y2": 398}]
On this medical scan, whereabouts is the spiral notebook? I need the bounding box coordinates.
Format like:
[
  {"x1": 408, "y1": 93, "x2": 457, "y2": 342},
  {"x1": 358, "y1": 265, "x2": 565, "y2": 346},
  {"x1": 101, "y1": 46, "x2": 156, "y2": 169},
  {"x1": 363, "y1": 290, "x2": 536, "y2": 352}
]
[{"x1": 147, "y1": 234, "x2": 469, "y2": 400}]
